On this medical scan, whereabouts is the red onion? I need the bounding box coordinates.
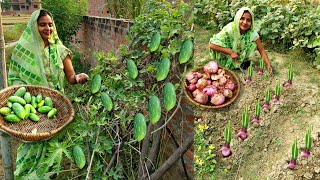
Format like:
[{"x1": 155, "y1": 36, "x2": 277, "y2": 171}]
[
  {"x1": 301, "y1": 149, "x2": 311, "y2": 158},
  {"x1": 187, "y1": 84, "x2": 196, "y2": 91},
  {"x1": 211, "y1": 93, "x2": 225, "y2": 106},
  {"x1": 288, "y1": 160, "x2": 297, "y2": 170},
  {"x1": 211, "y1": 74, "x2": 219, "y2": 81},
  {"x1": 219, "y1": 76, "x2": 227, "y2": 86},
  {"x1": 217, "y1": 68, "x2": 225, "y2": 75},
  {"x1": 245, "y1": 77, "x2": 252, "y2": 83},
  {"x1": 237, "y1": 128, "x2": 248, "y2": 140},
  {"x1": 194, "y1": 72, "x2": 203, "y2": 78},
  {"x1": 252, "y1": 116, "x2": 261, "y2": 125},
  {"x1": 192, "y1": 89, "x2": 201, "y2": 98},
  {"x1": 283, "y1": 80, "x2": 292, "y2": 87},
  {"x1": 196, "y1": 78, "x2": 207, "y2": 90},
  {"x1": 186, "y1": 72, "x2": 194, "y2": 81},
  {"x1": 262, "y1": 102, "x2": 271, "y2": 110},
  {"x1": 203, "y1": 61, "x2": 218, "y2": 74},
  {"x1": 220, "y1": 143, "x2": 232, "y2": 158},
  {"x1": 211, "y1": 81, "x2": 219, "y2": 87},
  {"x1": 225, "y1": 82, "x2": 235, "y2": 91},
  {"x1": 257, "y1": 69, "x2": 264, "y2": 75},
  {"x1": 223, "y1": 89, "x2": 233, "y2": 99},
  {"x1": 186, "y1": 72, "x2": 198, "y2": 84},
  {"x1": 272, "y1": 95, "x2": 280, "y2": 104},
  {"x1": 194, "y1": 92, "x2": 209, "y2": 104},
  {"x1": 202, "y1": 72, "x2": 211, "y2": 80},
  {"x1": 203, "y1": 86, "x2": 217, "y2": 96}
]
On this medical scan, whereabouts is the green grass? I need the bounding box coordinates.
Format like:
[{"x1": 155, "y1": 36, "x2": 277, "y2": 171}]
[{"x1": 3, "y1": 23, "x2": 27, "y2": 42}]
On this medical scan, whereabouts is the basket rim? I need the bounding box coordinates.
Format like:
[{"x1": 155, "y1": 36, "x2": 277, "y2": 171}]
[
  {"x1": 184, "y1": 66, "x2": 240, "y2": 109},
  {"x1": 0, "y1": 85, "x2": 75, "y2": 142}
]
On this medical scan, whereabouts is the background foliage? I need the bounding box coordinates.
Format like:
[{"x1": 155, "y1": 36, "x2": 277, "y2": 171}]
[
  {"x1": 42, "y1": 0, "x2": 88, "y2": 44},
  {"x1": 104, "y1": 0, "x2": 145, "y2": 19}
]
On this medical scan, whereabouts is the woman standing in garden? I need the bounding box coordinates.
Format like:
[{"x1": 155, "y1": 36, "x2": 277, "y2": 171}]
[
  {"x1": 209, "y1": 7, "x2": 273, "y2": 75},
  {"x1": 7, "y1": 9, "x2": 88, "y2": 178}
]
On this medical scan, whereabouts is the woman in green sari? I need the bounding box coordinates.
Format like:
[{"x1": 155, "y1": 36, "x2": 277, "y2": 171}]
[
  {"x1": 8, "y1": 9, "x2": 88, "y2": 179},
  {"x1": 209, "y1": 7, "x2": 273, "y2": 75}
]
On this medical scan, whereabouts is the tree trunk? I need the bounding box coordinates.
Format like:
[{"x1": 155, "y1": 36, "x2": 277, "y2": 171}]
[{"x1": 0, "y1": 7, "x2": 14, "y2": 180}]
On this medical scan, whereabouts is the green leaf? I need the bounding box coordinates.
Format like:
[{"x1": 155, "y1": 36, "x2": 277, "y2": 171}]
[
  {"x1": 224, "y1": 121, "x2": 232, "y2": 145},
  {"x1": 242, "y1": 105, "x2": 249, "y2": 129},
  {"x1": 266, "y1": 86, "x2": 270, "y2": 102},
  {"x1": 291, "y1": 138, "x2": 298, "y2": 160},
  {"x1": 305, "y1": 128, "x2": 312, "y2": 151},
  {"x1": 276, "y1": 80, "x2": 281, "y2": 97},
  {"x1": 255, "y1": 99, "x2": 261, "y2": 117}
]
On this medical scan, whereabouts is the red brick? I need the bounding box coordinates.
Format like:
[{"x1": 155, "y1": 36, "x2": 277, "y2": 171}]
[
  {"x1": 186, "y1": 114, "x2": 195, "y2": 125},
  {"x1": 184, "y1": 149, "x2": 193, "y2": 162},
  {"x1": 184, "y1": 162, "x2": 194, "y2": 176}
]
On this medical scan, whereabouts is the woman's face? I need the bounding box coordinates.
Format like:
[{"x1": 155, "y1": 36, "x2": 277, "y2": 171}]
[
  {"x1": 239, "y1": 12, "x2": 252, "y2": 34},
  {"x1": 37, "y1": 15, "x2": 53, "y2": 41}
]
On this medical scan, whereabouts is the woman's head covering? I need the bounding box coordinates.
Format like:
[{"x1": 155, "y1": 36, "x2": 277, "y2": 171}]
[
  {"x1": 230, "y1": 7, "x2": 255, "y2": 52},
  {"x1": 8, "y1": 9, "x2": 71, "y2": 93}
]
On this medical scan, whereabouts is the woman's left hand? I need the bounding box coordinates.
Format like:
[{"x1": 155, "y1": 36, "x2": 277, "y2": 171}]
[{"x1": 75, "y1": 73, "x2": 89, "y2": 84}]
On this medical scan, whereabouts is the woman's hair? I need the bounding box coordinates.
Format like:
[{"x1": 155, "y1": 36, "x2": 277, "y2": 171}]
[
  {"x1": 243, "y1": 10, "x2": 251, "y2": 16},
  {"x1": 37, "y1": 9, "x2": 52, "y2": 22}
]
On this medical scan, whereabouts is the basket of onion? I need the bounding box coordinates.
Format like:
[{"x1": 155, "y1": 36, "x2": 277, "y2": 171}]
[{"x1": 184, "y1": 61, "x2": 240, "y2": 109}]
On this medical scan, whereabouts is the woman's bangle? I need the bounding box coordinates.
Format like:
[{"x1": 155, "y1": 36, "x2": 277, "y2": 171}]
[{"x1": 74, "y1": 74, "x2": 78, "y2": 84}]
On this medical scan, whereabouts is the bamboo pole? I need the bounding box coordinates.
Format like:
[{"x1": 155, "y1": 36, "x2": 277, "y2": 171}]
[{"x1": 0, "y1": 6, "x2": 14, "y2": 180}]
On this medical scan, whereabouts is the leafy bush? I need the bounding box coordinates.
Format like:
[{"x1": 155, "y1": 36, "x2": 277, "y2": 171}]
[{"x1": 42, "y1": 0, "x2": 87, "y2": 44}]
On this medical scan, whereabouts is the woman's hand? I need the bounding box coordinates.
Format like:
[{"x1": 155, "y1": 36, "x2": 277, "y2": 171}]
[
  {"x1": 75, "y1": 73, "x2": 89, "y2": 84},
  {"x1": 230, "y1": 51, "x2": 239, "y2": 63},
  {"x1": 267, "y1": 65, "x2": 273, "y2": 76}
]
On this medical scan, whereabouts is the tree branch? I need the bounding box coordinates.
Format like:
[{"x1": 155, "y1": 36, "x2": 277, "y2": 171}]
[
  {"x1": 146, "y1": 117, "x2": 164, "y2": 171},
  {"x1": 145, "y1": 136, "x2": 194, "y2": 180},
  {"x1": 138, "y1": 122, "x2": 153, "y2": 179}
]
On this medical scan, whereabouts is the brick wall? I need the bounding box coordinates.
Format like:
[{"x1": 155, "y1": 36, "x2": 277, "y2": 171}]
[
  {"x1": 87, "y1": 0, "x2": 109, "y2": 16},
  {"x1": 71, "y1": 16, "x2": 132, "y2": 67}
]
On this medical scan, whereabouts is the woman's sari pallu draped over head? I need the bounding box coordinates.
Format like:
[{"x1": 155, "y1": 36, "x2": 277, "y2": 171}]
[
  {"x1": 8, "y1": 9, "x2": 72, "y2": 94},
  {"x1": 8, "y1": 9, "x2": 72, "y2": 179},
  {"x1": 209, "y1": 7, "x2": 259, "y2": 69}
]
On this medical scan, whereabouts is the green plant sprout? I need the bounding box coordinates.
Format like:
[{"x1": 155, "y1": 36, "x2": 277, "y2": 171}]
[
  {"x1": 283, "y1": 64, "x2": 293, "y2": 87},
  {"x1": 273, "y1": 80, "x2": 281, "y2": 104},
  {"x1": 220, "y1": 121, "x2": 232, "y2": 157},
  {"x1": 245, "y1": 63, "x2": 253, "y2": 83},
  {"x1": 238, "y1": 105, "x2": 249, "y2": 140},
  {"x1": 263, "y1": 86, "x2": 271, "y2": 110},
  {"x1": 258, "y1": 58, "x2": 265, "y2": 75},
  {"x1": 288, "y1": 138, "x2": 298, "y2": 170},
  {"x1": 252, "y1": 99, "x2": 261, "y2": 125},
  {"x1": 301, "y1": 128, "x2": 312, "y2": 158}
]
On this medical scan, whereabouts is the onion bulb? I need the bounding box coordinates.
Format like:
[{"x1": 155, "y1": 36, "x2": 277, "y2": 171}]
[
  {"x1": 203, "y1": 61, "x2": 218, "y2": 74},
  {"x1": 194, "y1": 92, "x2": 209, "y2": 104},
  {"x1": 211, "y1": 93, "x2": 225, "y2": 106}
]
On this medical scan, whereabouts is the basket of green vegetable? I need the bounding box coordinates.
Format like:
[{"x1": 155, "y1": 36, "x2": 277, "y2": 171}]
[{"x1": 0, "y1": 85, "x2": 74, "y2": 142}]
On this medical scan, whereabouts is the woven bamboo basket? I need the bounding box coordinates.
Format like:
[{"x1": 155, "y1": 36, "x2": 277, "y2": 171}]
[
  {"x1": 184, "y1": 66, "x2": 240, "y2": 109},
  {"x1": 0, "y1": 85, "x2": 74, "y2": 142}
]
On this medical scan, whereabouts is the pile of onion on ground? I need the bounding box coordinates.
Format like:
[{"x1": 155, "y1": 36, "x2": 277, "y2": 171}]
[{"x1": 185, "y1": 61, "x2": 236, "y2": 106}]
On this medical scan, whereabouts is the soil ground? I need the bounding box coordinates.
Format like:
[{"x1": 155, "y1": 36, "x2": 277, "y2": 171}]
[{"x1": 193, "y1": 26, "x2": 320, "y2": 179}]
